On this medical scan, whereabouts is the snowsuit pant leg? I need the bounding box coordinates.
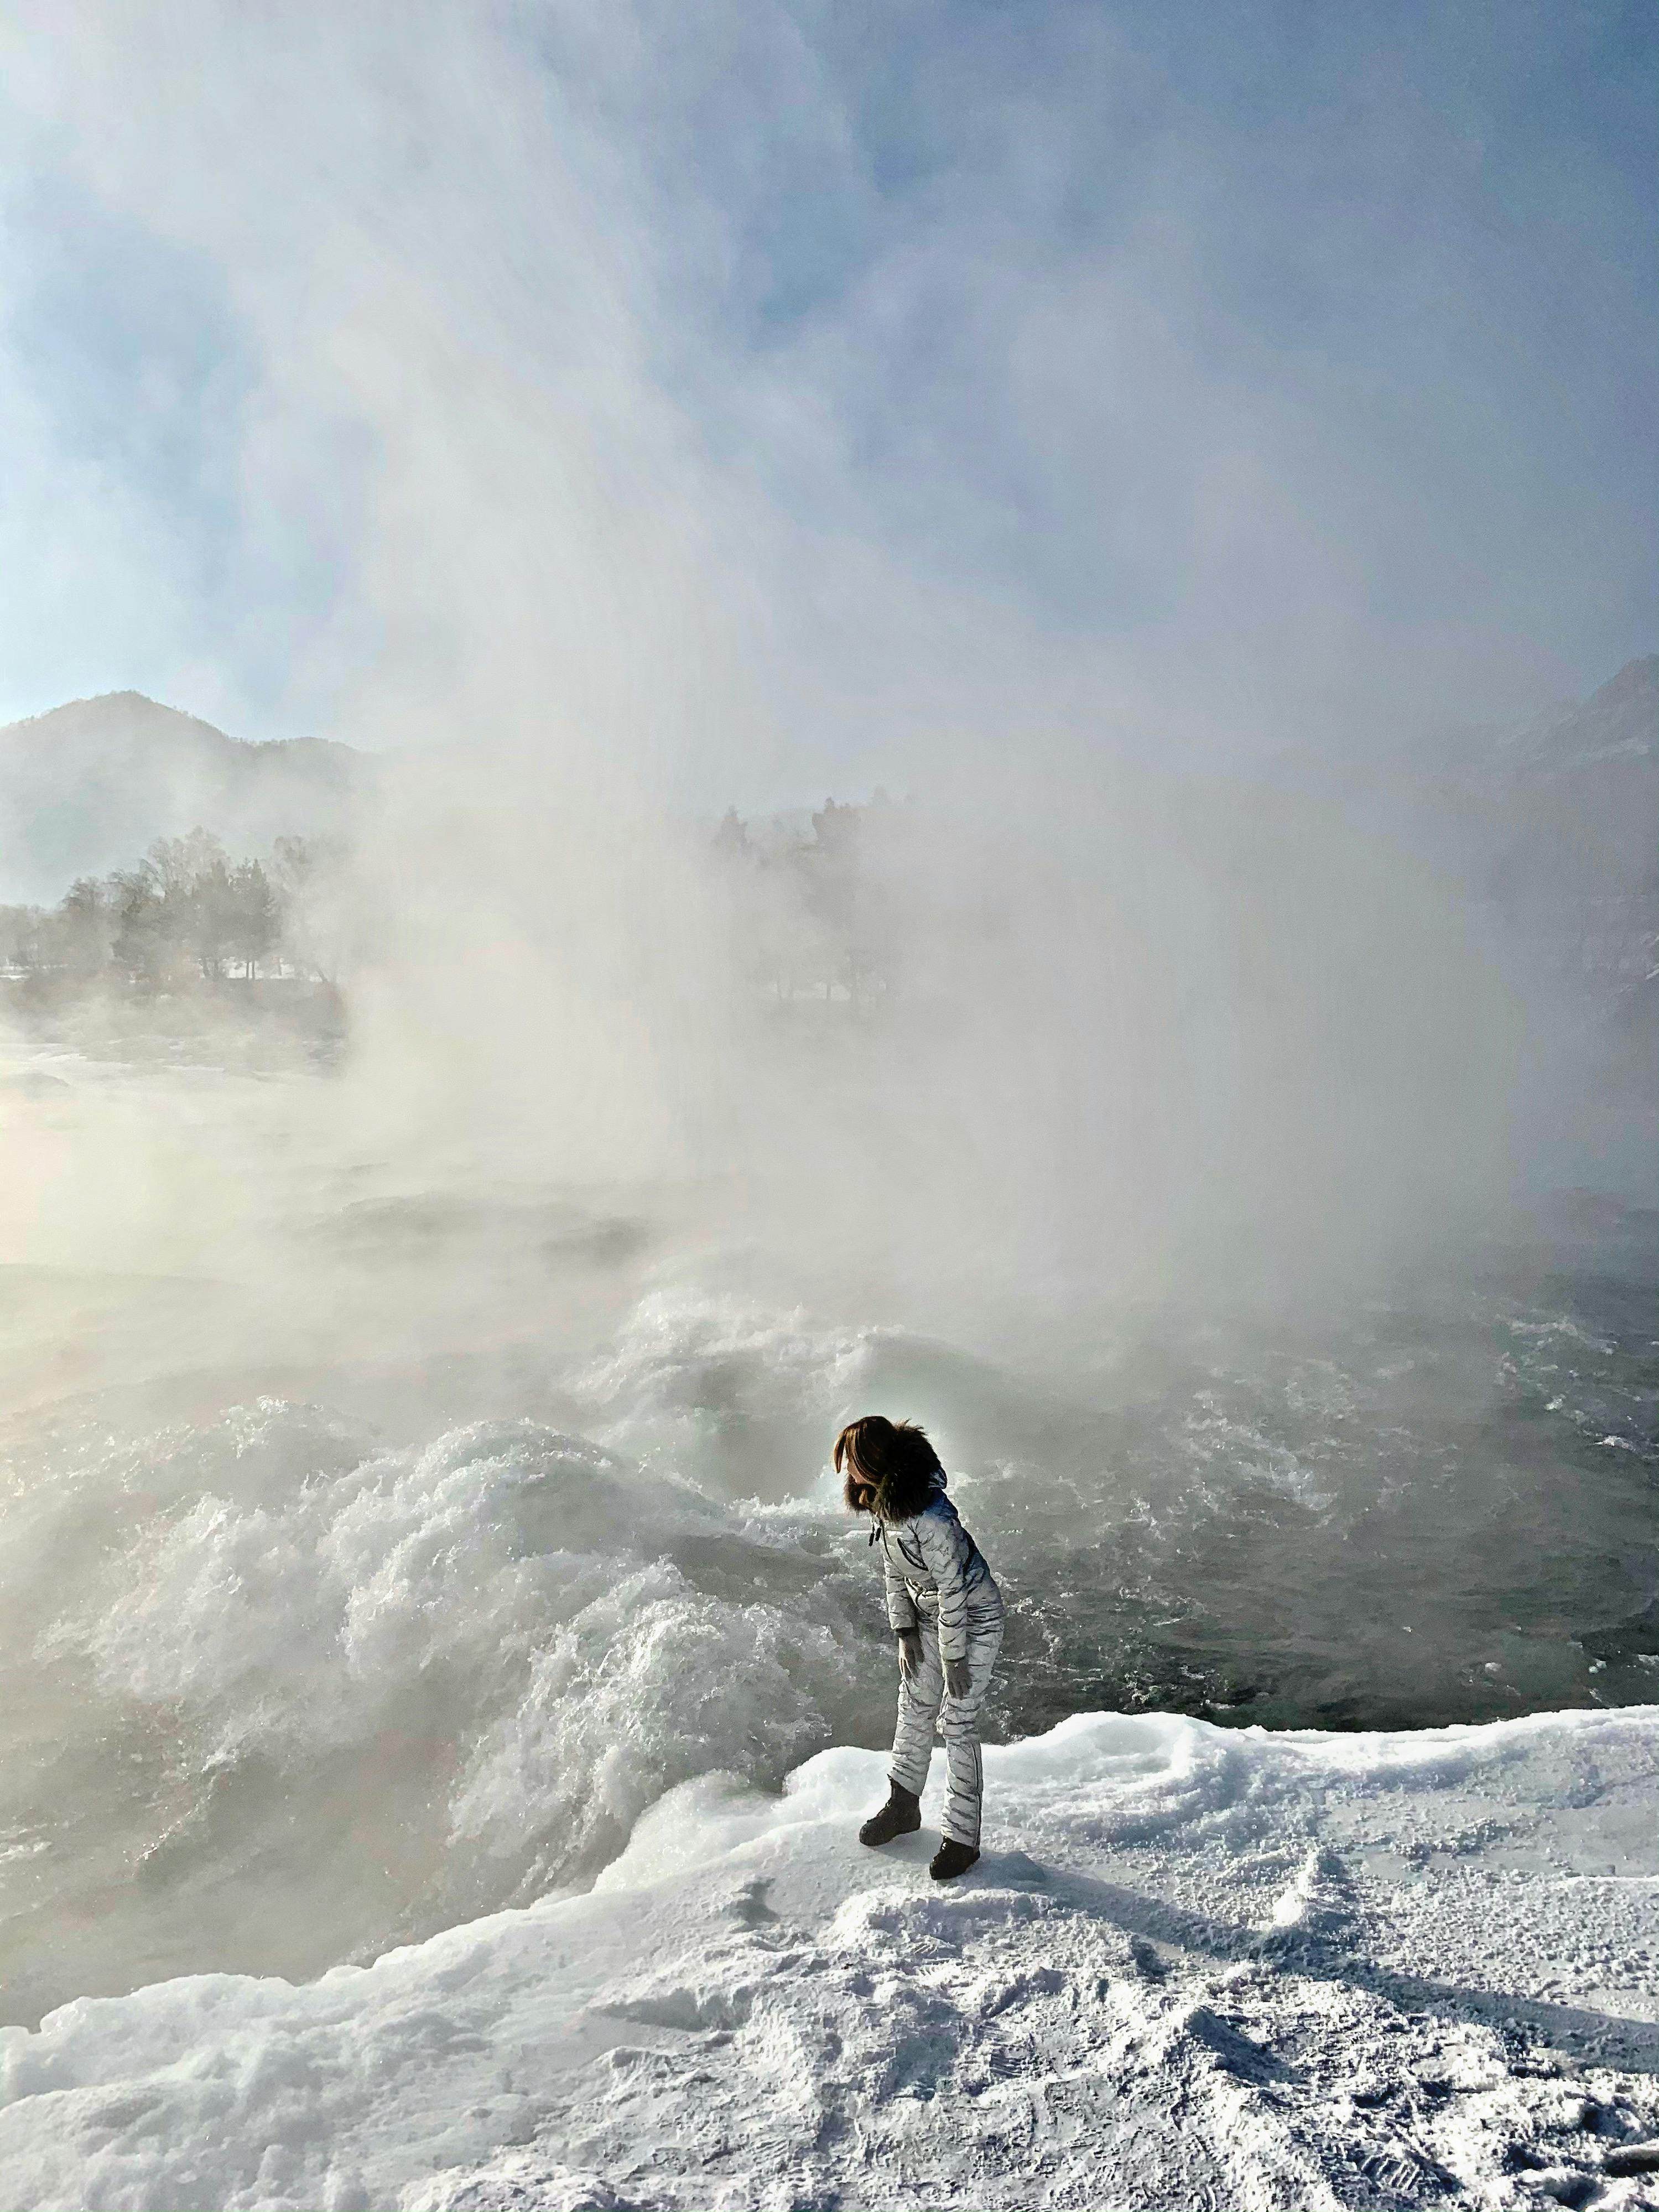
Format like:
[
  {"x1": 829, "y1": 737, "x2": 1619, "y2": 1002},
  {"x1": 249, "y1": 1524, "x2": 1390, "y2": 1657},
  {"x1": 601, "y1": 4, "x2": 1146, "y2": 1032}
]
[{"x1": 888, "y1": 1604, "x2": 1004, "y2": 1848}]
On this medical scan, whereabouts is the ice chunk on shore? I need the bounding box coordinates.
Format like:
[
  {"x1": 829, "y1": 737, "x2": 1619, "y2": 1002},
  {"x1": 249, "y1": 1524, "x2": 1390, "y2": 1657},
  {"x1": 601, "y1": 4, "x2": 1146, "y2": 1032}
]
[{"x1": 1, "y1": 1704, "x2": 1656, "y2": 2211}]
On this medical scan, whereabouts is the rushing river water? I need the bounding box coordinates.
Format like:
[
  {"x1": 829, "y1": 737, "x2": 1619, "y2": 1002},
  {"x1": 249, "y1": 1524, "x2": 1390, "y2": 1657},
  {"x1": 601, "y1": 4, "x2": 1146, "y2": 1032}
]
[{"x1": 0, "y1": 1053, "x2": 1653, "y2": 2028}]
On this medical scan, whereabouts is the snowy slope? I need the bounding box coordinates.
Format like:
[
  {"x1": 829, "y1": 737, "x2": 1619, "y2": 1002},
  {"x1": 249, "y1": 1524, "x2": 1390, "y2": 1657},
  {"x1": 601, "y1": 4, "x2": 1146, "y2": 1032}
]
[{"x1": 2, "y1": 1706, "x2": 1657, "y2": 2211}]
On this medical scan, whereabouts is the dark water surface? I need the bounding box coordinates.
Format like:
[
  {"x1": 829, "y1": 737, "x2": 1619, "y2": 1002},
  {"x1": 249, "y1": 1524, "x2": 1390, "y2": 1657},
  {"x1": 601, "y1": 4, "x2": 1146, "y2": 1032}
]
[{"x1": 966, "y1": 1212, "x2": 1658, "y2": 1737}]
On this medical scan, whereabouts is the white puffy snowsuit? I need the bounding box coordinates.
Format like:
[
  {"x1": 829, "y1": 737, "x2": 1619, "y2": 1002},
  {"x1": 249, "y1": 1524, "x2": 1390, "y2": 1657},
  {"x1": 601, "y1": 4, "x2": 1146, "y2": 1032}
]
[{"x1": 875, "y1": 1480, "x2": 1004, "y2": 1846}]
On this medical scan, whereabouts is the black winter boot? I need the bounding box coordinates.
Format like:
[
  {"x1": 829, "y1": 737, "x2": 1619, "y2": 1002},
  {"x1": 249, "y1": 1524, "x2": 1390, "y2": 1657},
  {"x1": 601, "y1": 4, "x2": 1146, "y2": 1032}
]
[
  {"x1": 859, "y1": 1782, "x2": 921, "y2": 1846},
  {"x1": 930, "y1": 1839, "x2": 980, "y2": 1881}
]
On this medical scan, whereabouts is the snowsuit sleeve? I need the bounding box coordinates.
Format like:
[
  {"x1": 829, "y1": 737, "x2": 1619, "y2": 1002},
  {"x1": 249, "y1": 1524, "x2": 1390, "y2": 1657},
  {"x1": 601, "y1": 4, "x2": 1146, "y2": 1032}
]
[
  {"x1": 880, "y1": 1529, "x2": 920, "y2": 1635},
  {"x1": 915, "y1": 1507, "x2": 971, "y2": 1664}
]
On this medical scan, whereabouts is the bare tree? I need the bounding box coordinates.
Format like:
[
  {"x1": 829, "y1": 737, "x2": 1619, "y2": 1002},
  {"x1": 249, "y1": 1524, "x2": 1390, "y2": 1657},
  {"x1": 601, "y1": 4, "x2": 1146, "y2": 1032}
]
[
  {"x1": 227, "y1": 858, "x2": 279, "y2": 979},
  {"x1": 110, "y1": 866, "x2": 184, "y2": 990},
  {"x1": 270, "y1": 832, "x2": 353, "y2": 986}
]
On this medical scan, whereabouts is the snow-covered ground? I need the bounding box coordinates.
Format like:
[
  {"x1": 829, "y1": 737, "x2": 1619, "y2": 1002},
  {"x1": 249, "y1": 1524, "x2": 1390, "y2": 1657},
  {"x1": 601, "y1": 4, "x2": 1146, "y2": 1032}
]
[{"x1": 2, "y1": 1704, "x2": 1656, "y2": 2211}]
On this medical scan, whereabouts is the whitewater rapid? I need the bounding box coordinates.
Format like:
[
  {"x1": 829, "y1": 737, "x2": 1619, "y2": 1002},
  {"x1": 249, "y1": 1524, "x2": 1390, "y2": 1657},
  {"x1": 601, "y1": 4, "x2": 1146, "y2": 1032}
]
[{"x1": 3, "y1": 1236, "x2": 1656, "y2": 2030}]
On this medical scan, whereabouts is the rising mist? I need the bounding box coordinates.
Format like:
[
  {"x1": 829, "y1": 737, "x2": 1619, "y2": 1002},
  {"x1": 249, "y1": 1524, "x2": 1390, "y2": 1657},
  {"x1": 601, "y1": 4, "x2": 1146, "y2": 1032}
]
[{"x1": 0, "y1": 0, "x2": 1651, "y2": 2027}]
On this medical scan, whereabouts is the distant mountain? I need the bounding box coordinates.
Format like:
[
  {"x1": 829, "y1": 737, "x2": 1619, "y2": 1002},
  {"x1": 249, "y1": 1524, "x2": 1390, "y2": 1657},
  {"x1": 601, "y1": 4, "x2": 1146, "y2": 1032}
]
[
  {"x1": 1459, "y1": 659, "x2": 1658, "y2": 913},
  {"x1": 0, "y1": 692, "x2": 371, "y2": 903},
  {"x1": 1388, "y1": 657, "x2": 1655, "y2": 858},
  {"x1": 1489, "y1": 654, "x2": 1658, "y2": 774},
  {"x1": 1258, "y1": 656, "x2": 1656, "y2": 1058},
  {"x1": 1416, "y1": 659, "x2": 1656, "y2": 1054}
]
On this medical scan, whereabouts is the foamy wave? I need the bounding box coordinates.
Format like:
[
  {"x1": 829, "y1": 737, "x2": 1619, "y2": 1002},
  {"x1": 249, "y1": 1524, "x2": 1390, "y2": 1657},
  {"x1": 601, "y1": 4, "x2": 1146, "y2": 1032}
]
[
  {"x1": 568, "y1": 1286, "x2": 882, "y2": 1495},
  {"x1": 7, "y1": 1402, "x2": 883, "y2": 2016}
]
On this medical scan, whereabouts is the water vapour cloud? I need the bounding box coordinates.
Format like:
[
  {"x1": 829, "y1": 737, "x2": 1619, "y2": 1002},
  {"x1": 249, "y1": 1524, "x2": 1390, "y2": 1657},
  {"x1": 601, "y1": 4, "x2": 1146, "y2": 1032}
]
[{"x1": 1, "y1": 0, "x2": 1652, "y2": 757}]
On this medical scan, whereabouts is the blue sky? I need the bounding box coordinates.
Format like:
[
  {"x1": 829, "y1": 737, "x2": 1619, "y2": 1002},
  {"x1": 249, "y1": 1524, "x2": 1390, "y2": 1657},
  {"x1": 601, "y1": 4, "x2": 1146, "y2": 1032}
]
[{"x1": 0, "y1": 0, "x2": 1652, "y2": 786}]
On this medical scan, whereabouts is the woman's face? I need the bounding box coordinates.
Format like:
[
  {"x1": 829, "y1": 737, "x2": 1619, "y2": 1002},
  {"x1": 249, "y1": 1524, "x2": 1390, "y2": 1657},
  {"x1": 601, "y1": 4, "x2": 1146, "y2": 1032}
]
[{"x1": 850, "y1": 1472, "x2": 876, "y2": 1513}]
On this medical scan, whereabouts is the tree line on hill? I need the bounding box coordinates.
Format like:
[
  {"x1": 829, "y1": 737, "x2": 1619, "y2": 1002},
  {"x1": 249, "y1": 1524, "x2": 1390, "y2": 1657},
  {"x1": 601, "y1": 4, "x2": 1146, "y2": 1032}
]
[
  {"x1": 0, "y1": 794, "x2": 917, "y2": 1018},
  {"x1": 712, "y1": 789, "x2": 933, "y2": 1011},
  {"x1": 0, "y1": 827, "x2": 345, "y2": 999}
]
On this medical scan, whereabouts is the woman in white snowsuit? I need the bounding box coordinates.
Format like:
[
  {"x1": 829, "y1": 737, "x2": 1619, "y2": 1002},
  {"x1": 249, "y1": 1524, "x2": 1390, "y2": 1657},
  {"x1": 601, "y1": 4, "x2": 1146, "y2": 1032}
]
[{"x1": 836, "y1": 1415, "x2": 1005, "y2": 1881}]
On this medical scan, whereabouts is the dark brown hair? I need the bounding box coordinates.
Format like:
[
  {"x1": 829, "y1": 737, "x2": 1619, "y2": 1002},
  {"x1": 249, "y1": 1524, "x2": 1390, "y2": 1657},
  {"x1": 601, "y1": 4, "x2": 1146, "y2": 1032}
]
[{"x1": 834, "y1": 1415, "x2": 942, "y2": 1522}]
